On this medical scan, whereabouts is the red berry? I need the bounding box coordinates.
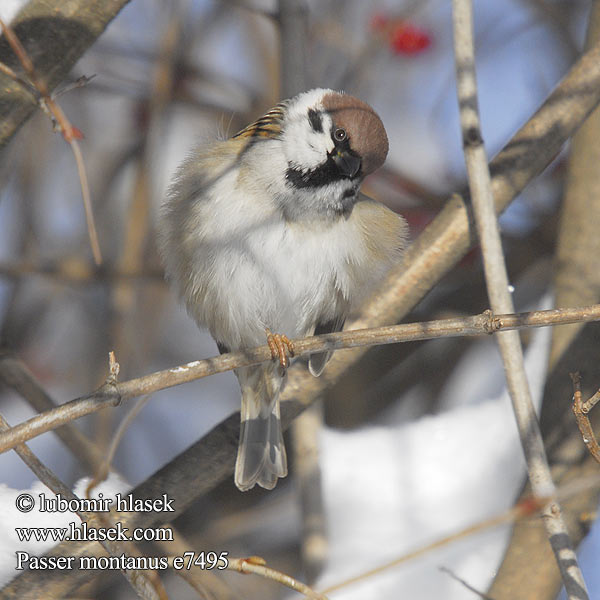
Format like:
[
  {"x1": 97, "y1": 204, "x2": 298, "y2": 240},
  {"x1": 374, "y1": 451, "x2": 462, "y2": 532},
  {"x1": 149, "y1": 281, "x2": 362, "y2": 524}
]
[{"x1": 390, "y1": 24, "x2": 431, "y2": 55}]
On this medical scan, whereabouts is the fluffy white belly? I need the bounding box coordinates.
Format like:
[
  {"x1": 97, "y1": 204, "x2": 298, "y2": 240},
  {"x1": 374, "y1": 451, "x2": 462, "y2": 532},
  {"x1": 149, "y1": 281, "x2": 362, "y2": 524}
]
[{"x1": 205, "y1": 216, "x2": 352, "y2": 349}]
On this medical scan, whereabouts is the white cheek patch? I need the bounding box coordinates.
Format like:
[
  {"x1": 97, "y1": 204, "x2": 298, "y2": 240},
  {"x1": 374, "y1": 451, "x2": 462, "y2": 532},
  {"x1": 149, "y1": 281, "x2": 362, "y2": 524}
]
[{"x1": 283, "y1": 113, "x2": 334, "y2": 173}]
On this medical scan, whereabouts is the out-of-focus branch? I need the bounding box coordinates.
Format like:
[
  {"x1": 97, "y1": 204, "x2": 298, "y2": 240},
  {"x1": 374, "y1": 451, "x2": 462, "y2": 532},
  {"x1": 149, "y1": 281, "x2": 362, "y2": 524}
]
[
  {"x1": 292, "y1": 402, "x2": 327, "y2": 583},
  {"x1": 550, "y1": 0, "x2": 600, "y2": 369},
  {"x1": 278, "y1": 0, "x2": 308, "y2": 96},
  {"x1": 0, "y1": 16, "x2": 102, "y2": 264},
  {"x1": 452, "y1": 1, "x2": 588, "y2": 598},
  {"x1": 3, "y1": 305, "x2": 600, "y2": 455},
  {"x1": 0, "y1": 414, "x2": 167, "y2": 600},
  {"x1": 5, "y1": 34, "x2": 600, "y2": 598},
  {"x1": 0, "y1": 351, "x2": 105, "y2": 473},
  {"x1": 0, "y1": 259, "x2": 164, "y2": 284},
  {"x1": 0, "y1": 0, "x2": 132, "y2": 148},
  {"x1": 491, "y1": 2, "x2": 600, "y2": 599},
  {"x1": 278, "y1": 0, "x2": 326, "y2": 584},
  {"x1": 321, "y1": 468, "x2": 600, "y2": 596}
]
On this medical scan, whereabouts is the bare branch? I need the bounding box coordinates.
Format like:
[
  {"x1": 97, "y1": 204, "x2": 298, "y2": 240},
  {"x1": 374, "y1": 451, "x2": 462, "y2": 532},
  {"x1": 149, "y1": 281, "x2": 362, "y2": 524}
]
[
  {"x1": 0, "y1": 351, "x2": 106, "y2": 473},
  {"x1": 321, "y1": 470, "x2": 600, "y2": 596},
  {"x1": 0, "y1": 16, "x2": 102, "y2": 264},
  {"x1": 278, "y1": 0, "x2": 308, "y2": 96},
  {"x1": 227, "y1": 556, "x2": 329, "y2": 600},
  {"x1": 3, "y1": 304, "x2": 600, "y2": 455},
  {"x1": 550, "y1": 0, "x2": 600, "y2": 367},
  {"x1": 0, "y1": 0, "x2": 132, "y2": 148},
  {"x1": 0, "y1": 414, "x2": 167, "y2": 600},
  {"x1": 452, "y1": 1, "x2": 588, "y2": 597},
  {"x1": 439, "y1": 566, "x2": 496, "y2": 600},
  {"x1": 491, "y1": 2, "x2": 600, "y2": 597},
  {"x1": 0, "y1": 259, "x2": 163, "y2": 284},
  {"x1": 571, "y1": 372, "x2": 600, "y2": 464}
]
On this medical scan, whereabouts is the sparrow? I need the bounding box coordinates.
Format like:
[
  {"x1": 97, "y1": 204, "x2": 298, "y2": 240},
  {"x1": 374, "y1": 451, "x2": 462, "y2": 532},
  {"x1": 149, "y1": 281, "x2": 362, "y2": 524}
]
[{"x1": 158, "y1": 88, "x2": 408, "y2": 491}]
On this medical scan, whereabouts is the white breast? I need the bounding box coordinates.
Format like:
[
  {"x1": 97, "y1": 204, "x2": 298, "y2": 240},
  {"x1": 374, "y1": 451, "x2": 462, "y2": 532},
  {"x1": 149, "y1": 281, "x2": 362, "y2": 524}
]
[{"x1": 184, "y1": 182, "x2": 372, "y2": 350}]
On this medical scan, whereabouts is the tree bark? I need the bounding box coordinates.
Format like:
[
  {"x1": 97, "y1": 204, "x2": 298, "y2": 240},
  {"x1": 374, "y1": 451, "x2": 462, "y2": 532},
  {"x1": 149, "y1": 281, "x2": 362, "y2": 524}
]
[{"x1": 0, "y1": 0, "x2": 132, "y2": 148}]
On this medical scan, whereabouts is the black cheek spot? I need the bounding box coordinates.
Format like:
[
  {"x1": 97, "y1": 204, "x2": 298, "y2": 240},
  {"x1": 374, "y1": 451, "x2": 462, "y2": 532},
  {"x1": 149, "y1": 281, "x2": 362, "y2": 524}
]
[
  {"x1": 308, "y1": 109, "x2": 323, "y2": 133},
  {"x1": 286, "y1": 156, "x2": 349, "y2": 189}
]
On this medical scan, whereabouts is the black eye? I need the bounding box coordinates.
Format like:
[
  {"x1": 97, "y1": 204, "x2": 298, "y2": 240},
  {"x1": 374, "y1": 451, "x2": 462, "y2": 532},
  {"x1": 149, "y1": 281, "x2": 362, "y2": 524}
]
[{"x1": 333, "y1": 128, "x2": 347, "y2": 142}]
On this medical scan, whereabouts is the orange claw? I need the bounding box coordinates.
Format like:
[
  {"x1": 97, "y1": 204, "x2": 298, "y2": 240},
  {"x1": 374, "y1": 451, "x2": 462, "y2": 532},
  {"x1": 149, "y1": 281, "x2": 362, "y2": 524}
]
[{"x1": 266, "y1": 329, "x2": 295, "y2": 370}]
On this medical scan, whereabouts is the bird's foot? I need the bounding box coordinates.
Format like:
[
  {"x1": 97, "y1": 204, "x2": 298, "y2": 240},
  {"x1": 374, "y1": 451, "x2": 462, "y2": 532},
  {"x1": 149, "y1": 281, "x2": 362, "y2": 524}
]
[{"x1": 265, "y1": 329, "x2": 295, "y2": 371}]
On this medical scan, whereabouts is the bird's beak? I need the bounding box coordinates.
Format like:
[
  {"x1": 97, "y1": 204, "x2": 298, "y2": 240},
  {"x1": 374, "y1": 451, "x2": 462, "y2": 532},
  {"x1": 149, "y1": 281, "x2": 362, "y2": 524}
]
[{"x1": 332, "y1": 150, "x2": 361, "y2": 177}]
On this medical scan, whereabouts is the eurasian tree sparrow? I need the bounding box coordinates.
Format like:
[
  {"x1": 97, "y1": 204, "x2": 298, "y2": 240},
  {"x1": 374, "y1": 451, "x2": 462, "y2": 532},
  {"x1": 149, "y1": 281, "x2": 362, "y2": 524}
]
[{"x1": 159, "y1": 88, "x2": 407, "y2": 491}]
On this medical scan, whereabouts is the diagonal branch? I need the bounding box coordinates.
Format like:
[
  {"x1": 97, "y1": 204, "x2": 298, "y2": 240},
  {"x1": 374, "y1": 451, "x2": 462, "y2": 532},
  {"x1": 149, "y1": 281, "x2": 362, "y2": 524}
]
[
  {"x1": 0, "y1": 351, "x2": 105, "y2": 472},
  {"x1": 0, "y1": 0, "x2": 132, "y2": 148},
  {"x1": 452, "y1": 1, "x2": 588, "y2": 598},
  {"x1": 3, "y1": 304, "x2": 600, "y2": 455},
  {"x1": 0, "y1": 414, "x2": 167, "y2": 600}
]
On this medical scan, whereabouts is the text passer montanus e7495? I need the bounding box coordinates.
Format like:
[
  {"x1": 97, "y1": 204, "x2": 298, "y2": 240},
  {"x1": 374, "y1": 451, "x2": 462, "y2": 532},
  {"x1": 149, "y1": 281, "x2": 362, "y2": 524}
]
[{"x1": 158, "y1": 88, "x2": 408, "y2": 492}]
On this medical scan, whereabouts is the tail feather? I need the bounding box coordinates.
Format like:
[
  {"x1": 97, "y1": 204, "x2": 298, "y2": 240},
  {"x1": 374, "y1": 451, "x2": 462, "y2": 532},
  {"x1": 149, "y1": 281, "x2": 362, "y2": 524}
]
[{"x1": 234, "y1": 364, "x2": 287, "y2": 491}]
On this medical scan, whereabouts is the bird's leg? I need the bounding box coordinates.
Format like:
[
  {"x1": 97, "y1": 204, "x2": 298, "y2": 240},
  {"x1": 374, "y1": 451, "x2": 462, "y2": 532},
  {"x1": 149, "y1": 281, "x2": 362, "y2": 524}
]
[{"x1": 265, "y1": 328, "x2": 295, "y2": 371}]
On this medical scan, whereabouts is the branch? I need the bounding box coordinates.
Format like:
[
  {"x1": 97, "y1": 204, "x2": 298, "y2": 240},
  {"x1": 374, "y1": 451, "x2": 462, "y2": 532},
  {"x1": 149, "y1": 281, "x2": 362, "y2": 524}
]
[
  {"x1": 0, "y1": 259, "x2": 163, "y2": 284},
  {"x1": 0, "y1": 351, "x2": 106, "y2": 473},
  {"x1": 550, "y1": 0, "x2": 600, "y2": 367},
  {"x1": 3, "y1": 305, "x2": 600, "y2": 454},
  {"x1": 491, "y1": 2, "x2": 600, "y2": 597},
  {"x1": 320, "y1": 469, "x2": 600, "y2": 596},
  {"x1": 0, "y1": 414, "x2": 167, "y2": 600},
  {"x1": 227, "y1": 556, "x2": 328, "y2": 600},
  {"x1": 452, "y1": 1, "x2": 588, "y2": 598},
  {"x1": 571, "y1": 372, "x2": 600, "y2": 464},
  {"x1": 0, "y1": 16, "x2": 102, "y2": 264},
  {"x1": 278, "y1": 0, "x2": 308, "y2": 96},
  {"x1": 0, "y1": 0, "x2": 132, "y2": 148}
]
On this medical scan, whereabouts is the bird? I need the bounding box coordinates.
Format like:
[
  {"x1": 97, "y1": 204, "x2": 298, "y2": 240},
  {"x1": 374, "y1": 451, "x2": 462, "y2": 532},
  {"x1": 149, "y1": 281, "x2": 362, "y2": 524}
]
[{"x1": 158, "y1": 88, "x2": 408, "y2": 491}]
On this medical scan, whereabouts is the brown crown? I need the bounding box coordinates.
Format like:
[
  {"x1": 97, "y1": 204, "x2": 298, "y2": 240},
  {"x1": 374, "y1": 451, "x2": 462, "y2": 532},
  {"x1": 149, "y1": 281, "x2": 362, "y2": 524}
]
[{"x1": 322, "y1": 92, "x2": 388, "y2": 176}]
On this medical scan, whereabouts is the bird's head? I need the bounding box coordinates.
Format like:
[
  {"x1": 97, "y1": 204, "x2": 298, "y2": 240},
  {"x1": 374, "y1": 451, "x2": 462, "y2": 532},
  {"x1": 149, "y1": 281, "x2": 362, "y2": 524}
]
[{"x1": 234, "y1": 89, "x2": 388, "y2": 219}]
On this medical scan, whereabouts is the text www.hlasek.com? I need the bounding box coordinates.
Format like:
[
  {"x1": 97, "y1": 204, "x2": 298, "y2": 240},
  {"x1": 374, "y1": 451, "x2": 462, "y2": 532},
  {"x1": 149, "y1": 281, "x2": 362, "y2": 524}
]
[{"x1": 15, "y1": 521, "x2": 173, "y2": 543}]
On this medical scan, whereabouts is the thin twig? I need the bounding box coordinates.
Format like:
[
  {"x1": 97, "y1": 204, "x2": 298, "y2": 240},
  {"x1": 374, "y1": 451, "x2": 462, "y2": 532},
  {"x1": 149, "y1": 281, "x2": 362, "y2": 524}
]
[
  {"x1": 227, "y1": 556, "x2": 329, "y2": 600},
  {"x1": 3, "y1": 304, "x2": 600, "y2": 454},
  {"x1": 70, "y1": 139, "x2": 102, "y2": 265},
  {"x1": 54, "y1": 74, "x2": 97, "y2": 98},
  {"x1": 439, "y1": 566, "x2": 496, "y2": 600},
  {"x1": 0, "y1": 17, "x2": 102, "y2": 265},
  {"x1": 160, "y1": 531, "x2": 235, "y2": 600},
  {"x1": 0, "y1": 351, "x2": 106, "y2": 473},
  {"x1": 570, "y1": 372, "x2": 600, "y2": 464},
  {"x1": 86, "y1": 395, "x2": 151, "y2": 497},
  {"x1": 452, "y1": 1, "x2": 588, "y2": 598},
  {"x1": 320, "y1": 470, "x2": 600, "y2": 595}
]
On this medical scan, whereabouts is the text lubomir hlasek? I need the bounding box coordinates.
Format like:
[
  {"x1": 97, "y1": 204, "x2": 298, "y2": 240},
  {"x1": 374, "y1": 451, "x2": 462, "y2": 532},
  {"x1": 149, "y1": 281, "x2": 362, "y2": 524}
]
[{"x1": 37, "y1": 493, "x2": 175, "y2": 513}]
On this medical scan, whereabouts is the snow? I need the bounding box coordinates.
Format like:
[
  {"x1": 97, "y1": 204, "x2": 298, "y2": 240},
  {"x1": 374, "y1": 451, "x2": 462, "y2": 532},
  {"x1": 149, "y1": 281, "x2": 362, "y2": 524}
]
[
  {"x1": 315, "y1": 295, "x2": 552, "y2": 599},
  {"x1": 0, "y1": 473, "x2": 130, "y2": 587}
]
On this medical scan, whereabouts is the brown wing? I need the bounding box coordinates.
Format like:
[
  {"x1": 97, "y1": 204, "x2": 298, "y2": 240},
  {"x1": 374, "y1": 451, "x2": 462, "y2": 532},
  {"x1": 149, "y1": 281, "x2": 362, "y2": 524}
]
[{"x1": 232, "y1": 101, "x2": 288, "y2": 140}]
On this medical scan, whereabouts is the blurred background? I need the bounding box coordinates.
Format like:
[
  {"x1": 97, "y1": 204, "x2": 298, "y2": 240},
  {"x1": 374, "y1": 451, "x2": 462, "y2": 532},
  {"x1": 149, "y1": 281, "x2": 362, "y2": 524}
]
[{"x1": 1, "y1": 0, "x2": 599, "y2": 599}]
